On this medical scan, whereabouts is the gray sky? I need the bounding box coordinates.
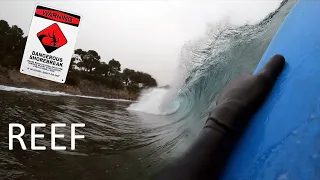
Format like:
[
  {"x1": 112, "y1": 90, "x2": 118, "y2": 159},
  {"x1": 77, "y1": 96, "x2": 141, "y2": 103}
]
[{"x1": 0, "y1": 0, "x2": 281, "y2": 86}]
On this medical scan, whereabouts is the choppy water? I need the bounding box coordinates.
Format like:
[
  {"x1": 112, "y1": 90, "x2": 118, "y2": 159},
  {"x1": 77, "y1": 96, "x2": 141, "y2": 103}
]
[{"x1": 0, "y1": 0, "x2": 297, "y2": 179}]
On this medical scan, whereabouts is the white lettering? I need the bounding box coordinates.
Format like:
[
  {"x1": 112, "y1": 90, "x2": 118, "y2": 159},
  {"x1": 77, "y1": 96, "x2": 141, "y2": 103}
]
[
  {"x1": 71, "y1": 124, "x2": 85, "y2": 150},
  {"x1": 8, "y1": 123, "x2": 85, "y2": 150},
  {"x1": 31, "y1": 123, "x2": 46, "y2": 150},
  {"x1": 51, "y1": 123, "x2": 66, "y2": 150},
  {"x1": 9, "y1": 123, "x2": 26, "y2": 150}
]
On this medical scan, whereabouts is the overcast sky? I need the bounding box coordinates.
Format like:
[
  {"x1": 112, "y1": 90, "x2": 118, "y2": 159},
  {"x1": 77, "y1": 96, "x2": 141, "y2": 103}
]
[{"x1": 0, "y1": 0, "x2": 281, "y2": 86}]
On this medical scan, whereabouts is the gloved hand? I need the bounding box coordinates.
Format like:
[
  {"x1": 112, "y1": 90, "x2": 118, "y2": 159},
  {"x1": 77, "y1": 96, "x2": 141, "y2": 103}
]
[
  {"x1": 206, "y1": 54, "x2": 285, "y2": 132},
  {"x1": 156, "y1": 55, "x2": 285, "y2": 180}
]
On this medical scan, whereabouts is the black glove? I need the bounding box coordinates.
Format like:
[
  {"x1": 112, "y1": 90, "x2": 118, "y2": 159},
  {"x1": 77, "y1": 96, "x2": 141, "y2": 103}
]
[{"x1": 205, "y1": 54, "x2": 285, "y2": 133}]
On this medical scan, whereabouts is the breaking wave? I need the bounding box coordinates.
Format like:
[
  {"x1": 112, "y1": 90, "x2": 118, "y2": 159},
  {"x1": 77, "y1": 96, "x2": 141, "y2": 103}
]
[{"x1": 128, "y1": 0, "x2": 295, "y2": 120}]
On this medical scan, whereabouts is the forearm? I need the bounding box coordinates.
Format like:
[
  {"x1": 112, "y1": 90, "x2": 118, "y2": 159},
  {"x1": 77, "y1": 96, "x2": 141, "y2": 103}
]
[{"x1": 157, "y1": 118, "x2": 242, "y2": 180}]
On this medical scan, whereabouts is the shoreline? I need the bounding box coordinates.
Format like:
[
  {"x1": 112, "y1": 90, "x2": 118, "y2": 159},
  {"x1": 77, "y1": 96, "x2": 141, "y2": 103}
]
[
  {"x1": 0, "y1": 66, "x2": 139, "y2": 101},
  {"x1": 0, "y1": 84, "x2": 135, "y2": 102}
]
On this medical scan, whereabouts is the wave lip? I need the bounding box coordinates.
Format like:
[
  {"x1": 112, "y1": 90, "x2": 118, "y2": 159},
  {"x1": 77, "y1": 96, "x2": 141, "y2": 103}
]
[{"x1": 0, "y1": 85, "x2": 133, "y2": 102}]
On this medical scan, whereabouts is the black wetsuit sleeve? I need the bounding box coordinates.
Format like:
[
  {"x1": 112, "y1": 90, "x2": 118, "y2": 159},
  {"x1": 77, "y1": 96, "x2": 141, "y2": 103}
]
[{"x1": 156, "y1": 118, "x2": 241, "y2": 180}]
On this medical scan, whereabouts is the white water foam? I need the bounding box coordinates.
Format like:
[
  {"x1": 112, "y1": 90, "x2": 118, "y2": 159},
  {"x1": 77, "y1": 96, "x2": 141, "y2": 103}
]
[
  {"x1": 0, "y1": 85, "x2": 133, "y2": 102},
  {"x1": 127, "y1": 88, "x2": 180, "y2": 115}
]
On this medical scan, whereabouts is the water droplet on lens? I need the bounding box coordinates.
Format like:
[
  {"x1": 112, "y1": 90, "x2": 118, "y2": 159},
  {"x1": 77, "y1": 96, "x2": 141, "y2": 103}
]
[
  {"x1": 278, "y1": 173, "x2": 288, "y2": 180},
  {"x1": 312, "y1": 153, "x2": 319, "y2": 159}
]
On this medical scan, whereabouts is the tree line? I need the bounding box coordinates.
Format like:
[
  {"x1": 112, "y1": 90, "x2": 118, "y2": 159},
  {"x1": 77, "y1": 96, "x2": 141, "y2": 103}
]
[{"x1": 0, "y1": 19, "x2": 157, "y2": 93}]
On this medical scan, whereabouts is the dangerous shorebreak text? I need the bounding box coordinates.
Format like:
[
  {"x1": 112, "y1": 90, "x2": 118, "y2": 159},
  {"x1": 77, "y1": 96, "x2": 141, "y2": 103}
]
[{"x1": 29, "y1": 51, "x2": 63, "y2": 67}]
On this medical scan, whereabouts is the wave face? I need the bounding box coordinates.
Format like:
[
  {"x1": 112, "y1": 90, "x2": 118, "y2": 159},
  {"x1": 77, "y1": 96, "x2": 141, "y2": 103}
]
[{"x1": 129, "y1": 0, "x2": 296, "y2": 122}]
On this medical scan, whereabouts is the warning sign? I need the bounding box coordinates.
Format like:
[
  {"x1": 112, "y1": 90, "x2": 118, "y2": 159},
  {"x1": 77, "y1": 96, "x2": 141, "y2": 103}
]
[{"x1": 20, "y1": 5, "x2": 81, "y2": 83}]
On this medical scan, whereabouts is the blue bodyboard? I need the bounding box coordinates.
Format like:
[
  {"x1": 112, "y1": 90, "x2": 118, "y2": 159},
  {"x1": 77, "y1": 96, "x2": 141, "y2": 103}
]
[{"x1": 221, "y1": 0, "x2": 320, "y2": 179}]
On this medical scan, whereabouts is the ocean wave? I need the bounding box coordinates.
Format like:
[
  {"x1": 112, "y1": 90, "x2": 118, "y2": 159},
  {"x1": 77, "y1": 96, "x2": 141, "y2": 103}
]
[
  {"x1": 129, "y1": 0, "x2": 295, "y2": 119},
  {"x1": 127, "y1": 88, "x2": 180, "y2": 115}
]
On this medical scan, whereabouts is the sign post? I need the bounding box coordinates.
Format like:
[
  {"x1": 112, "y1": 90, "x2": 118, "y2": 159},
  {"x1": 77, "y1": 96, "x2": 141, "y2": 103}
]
[{"x1": 20, "y1": 5, "x2": 81, "y2": 83}]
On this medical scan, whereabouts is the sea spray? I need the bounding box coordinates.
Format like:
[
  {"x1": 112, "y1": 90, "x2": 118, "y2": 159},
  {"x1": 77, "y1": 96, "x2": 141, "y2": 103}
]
[{"x1": 127, "y1": 87, "x2": 180, "y2": 115}]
